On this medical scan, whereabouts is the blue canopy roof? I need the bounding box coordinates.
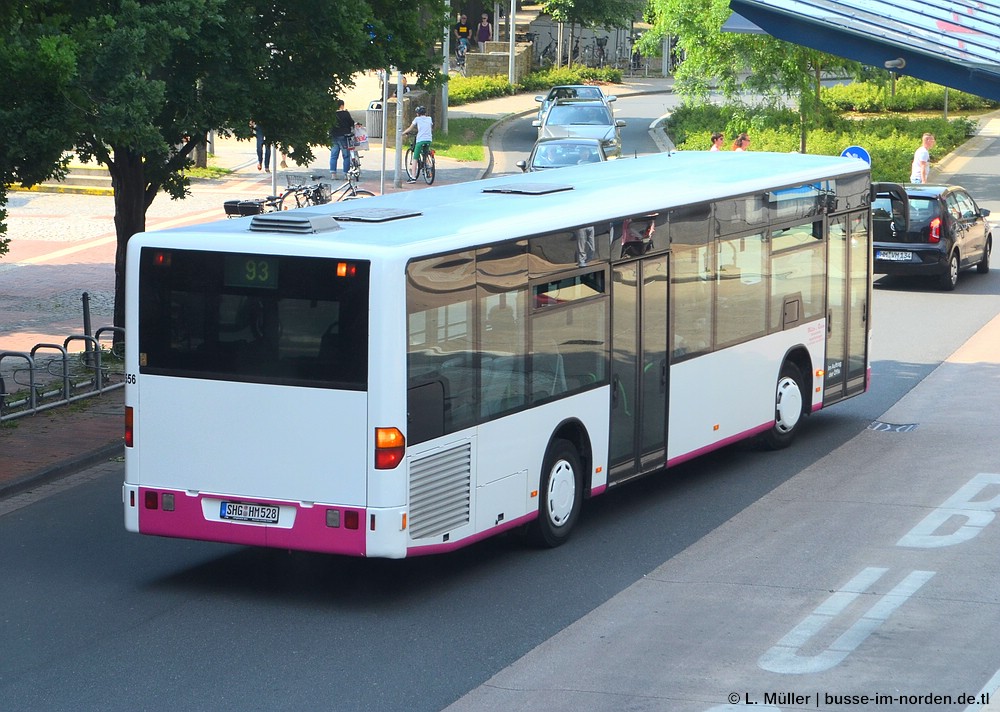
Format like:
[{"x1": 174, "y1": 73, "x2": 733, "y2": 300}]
[{"x1": 728, "y1": 0, "x2": 1000, "y2": 100}]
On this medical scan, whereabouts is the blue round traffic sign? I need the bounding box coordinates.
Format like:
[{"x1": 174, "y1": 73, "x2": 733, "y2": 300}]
[{"x1": 841, "y1": 145, "x2": 871, "y2": 165}]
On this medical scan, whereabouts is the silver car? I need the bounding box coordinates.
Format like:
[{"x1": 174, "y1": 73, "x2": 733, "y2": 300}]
[
  {"x1": 534, "y1": 85, "x2": 617, "y2": 122},
  {"x1": 515, "y1": 137, "x2": 609, "y2": 172},
  {"x1": 532, "y1": 99, "x2": 626, "y2": 158}
]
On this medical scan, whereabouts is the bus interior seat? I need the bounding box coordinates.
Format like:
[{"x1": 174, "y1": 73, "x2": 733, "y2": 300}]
[
  {"x1": 532, "y1": 339, "x2": 566, "y2": 398},
  {"x1": 481, "y1": 354, "x2": 520, "y2": 417}
]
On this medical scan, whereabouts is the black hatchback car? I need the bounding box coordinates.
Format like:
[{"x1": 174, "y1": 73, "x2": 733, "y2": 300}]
[{"x1": 873, "y1": 183, "x2": 992, "y2": 290}]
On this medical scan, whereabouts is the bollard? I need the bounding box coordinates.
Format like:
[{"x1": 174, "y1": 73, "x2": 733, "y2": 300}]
[{"x1": 82, "y1": 292, "x2": 93, "y2": 366}]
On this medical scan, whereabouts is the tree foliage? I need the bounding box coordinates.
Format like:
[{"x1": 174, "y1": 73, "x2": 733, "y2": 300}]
[
  {"x1": 0, "y1": 0, "x2": 448, "y2": 323},
  {"x1": 542, "y1": 0, "x2": 646, "y2": 32},
  {"x1": 640, "y1": 0, "x2": 863, "y2": 149}
]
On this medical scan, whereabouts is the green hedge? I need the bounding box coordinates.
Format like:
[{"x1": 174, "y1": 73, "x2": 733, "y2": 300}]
[
  {"x1": 821, "y1": 77, "x2": 999, "y2": 113},
  {"x1": 667, "y1": 103, "x2": 982, "y2": 182},
  {"x1": 446, "y1": 66, "x2": 623, "y2": 106}
]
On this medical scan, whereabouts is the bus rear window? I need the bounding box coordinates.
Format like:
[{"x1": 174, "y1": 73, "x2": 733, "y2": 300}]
[{"x1": 139, "y1": 248, "x2": 369, "y2": 389}]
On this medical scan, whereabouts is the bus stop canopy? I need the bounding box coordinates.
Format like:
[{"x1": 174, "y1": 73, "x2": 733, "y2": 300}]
[{"x1": 727, "y1": 0, "x2": 1000, "y2": 101}]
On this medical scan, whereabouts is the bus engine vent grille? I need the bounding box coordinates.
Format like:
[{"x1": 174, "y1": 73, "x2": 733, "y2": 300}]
[{"x1": 409, "y1": 442, "x2": 472, "y2": 540}]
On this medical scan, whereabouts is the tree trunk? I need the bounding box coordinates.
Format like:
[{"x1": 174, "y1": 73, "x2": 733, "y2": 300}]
[{"x1": 110, "y1": 148, "x2": 150, "y2": 330}]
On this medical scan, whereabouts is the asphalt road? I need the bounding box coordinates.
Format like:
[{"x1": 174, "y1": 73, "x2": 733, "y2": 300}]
[
  {"x1": 3, "y1": 97, "x2": 1000, "y2": 711},
  {"x1": 3, "y1": 245, "x2": 1000, "y2": 712}
]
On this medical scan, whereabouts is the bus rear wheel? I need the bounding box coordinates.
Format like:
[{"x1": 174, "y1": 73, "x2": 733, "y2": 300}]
[
  {"x1": 761, "y1": 362, "x2": 806, "y2": 450},
  {"x1": 528, "y1": 439, "x2": 582, "y2": 548}
]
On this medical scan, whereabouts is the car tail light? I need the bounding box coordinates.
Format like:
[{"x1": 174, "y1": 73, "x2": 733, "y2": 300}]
[{"x1": 929, "y1": 217, "x2": 942, "y2": 243}]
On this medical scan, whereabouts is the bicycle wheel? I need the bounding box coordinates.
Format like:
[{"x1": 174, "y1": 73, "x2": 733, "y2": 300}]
[
  {"x1": 404, "y1": 147, "x2": 416, "y2": 180},
  {"x1": 342, "y1": 189, "x2": 376, "y2": 201},
  {"x1": 422, "y1": 150, "x2": 435, "y2": 185}
]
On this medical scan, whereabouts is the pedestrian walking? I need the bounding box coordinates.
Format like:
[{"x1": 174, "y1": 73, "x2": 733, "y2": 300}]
[
  {"x1": 732, "y1": 132, "x2": 750, "y2": 151},
  {"x1": 476, "y1": 14, "x2": 492, "y2": 52},
  {"x1": 710, "y1": 132, "x2": 725, "y2": 151},
  {"x1": 910, "y1": 132, "x2": 935, "y2": 183},
  {"x1": 252, "y1": 121, "x2": 270, "y2": 172}
]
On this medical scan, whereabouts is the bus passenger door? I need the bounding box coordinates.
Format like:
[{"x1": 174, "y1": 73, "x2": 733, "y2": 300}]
[
  {"x1": 825, "y1": 212, "x2": 869, "y2": 404},
  {"x1": 609, "y1": 256, "x2": 669, "y2": 483}
]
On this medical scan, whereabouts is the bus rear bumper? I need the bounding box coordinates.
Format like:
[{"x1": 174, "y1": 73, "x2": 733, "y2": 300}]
[{"x1": 124, "y1": 484, "x2": 368, "y2": 556}]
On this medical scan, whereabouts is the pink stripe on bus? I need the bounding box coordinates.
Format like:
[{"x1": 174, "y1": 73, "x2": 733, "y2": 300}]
[
  {"x1": 138, "y1": 488, "x2": 366, "y2": 556},
  {"x1": 667, "y1": 422, "x2": 773, "y2": 467}
]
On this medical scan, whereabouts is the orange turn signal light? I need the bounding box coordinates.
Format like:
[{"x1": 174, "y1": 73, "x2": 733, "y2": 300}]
[{"x1": 375, "y1": 427, "x2": 405, "y2": 469}]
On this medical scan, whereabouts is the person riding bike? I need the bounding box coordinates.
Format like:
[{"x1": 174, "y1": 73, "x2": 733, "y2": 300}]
[{"x1": 402, "y1": 106, "x2": 433, "y2": 184}]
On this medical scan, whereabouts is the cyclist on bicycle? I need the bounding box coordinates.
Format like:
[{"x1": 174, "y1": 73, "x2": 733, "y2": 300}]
[{"x1": 402, "y1": 106, "x2": 433, "y2": 184}]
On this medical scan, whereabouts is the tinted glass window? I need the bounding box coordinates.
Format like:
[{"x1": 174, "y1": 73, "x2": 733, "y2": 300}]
[
  {"x1": 139, "y1": 248, "x2": 369, "y2": 389},
  {"x1": 908, "y1": 197, "x2": 941, "y2": 230}
]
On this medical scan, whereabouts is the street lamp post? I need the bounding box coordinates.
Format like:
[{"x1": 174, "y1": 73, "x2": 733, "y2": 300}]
[{"x1": 507, "y1": 0, "x2": 516, "y2": 83}]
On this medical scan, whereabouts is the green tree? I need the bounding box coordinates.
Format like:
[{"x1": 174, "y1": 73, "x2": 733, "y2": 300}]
[
  {"x1": 0, "y1": 0, "x2": 448, "y2": 327},
  {"x1": 641, "y1": 0, "x2": 861, "y2": 150}
]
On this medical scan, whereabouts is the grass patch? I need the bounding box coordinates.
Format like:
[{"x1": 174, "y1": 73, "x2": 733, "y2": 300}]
[
  {"x1": 435, "y1": 118, "x2": 495, "y2": 162},
  {"x1": 186, "y1": 164, "x2": 232, "y2": 179}
]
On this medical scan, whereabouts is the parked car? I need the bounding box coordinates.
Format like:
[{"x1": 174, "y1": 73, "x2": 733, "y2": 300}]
[
  {"x1": 532, "y1": 98, "x2": 625, "y2": 158},
  {"x1": 872, "y1": 182, "x2": 992, "y2": 290},
  {"x1": 534, "y1": 85, "x2": 616, "y2": 122},
  {"x1": 515, "y1": 137, "x2": 609, "y2": 172}
]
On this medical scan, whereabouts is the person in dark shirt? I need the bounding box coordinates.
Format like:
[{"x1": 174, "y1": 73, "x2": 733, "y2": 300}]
[
  {"x1": 454, "y1": 13, "x2": 472, "y2": 44},
  {"x1": 329, "y1": 100, "x2": 356, "y2": 180}
]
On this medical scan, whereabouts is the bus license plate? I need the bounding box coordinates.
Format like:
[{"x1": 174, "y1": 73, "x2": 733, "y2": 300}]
[
  {"x1": 876, "y1": 250, "x2": 912, "y2": 262},
  {"x1": 220, "y1": 501, "x2": 279, "y2": 524}
]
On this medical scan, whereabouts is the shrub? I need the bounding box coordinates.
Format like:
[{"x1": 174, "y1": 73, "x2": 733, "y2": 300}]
[
  {"x1": 821, "y1": 77, "x2": 1000, "y2": 113},
  {"x1": 446, "y1": 74, "x2": 516, "y2": 105},
  {"x1": 670, "y1": 103, "x2": 978, "y2": 182},
  {"x1": 447, "y1": 66, "x2": 624, "y2": 105}
]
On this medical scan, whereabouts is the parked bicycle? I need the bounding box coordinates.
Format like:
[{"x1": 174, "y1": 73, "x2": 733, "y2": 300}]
[
  {"x1": 403, "y1": 141, "x2": 436, "y2": 185},
  {"x1": 536, "y1": 31, "x2": 557, "y2": 68},
  {"x1": 592, "y1": 37, "x2": 608, "y2": 68},
  {"x1": 332, "y1": 158, "x2": 376, "y2": 201},
  {"x1": 224, "y1": 174, "x2": 337, "y2": 217}
]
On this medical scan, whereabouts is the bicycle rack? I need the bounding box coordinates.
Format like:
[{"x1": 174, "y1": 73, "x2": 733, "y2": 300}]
[{"x1": 0, "y1": 328, "x2": 126, "y2": 423}]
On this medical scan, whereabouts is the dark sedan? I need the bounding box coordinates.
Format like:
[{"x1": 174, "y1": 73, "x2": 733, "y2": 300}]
[{"x1": 873, "y1": 183, "x2": 992, "y2": 290}]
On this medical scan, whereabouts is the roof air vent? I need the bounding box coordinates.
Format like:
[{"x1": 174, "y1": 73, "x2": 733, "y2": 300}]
[{"x1": 248, "y1": 213, "x2": 343, "y2": 234}]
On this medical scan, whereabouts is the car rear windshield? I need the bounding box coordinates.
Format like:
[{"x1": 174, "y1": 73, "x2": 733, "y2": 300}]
[
  {"x1": 905, "y1": 197, "x2": 942, "y2": 231},
  {"x1": 873, "y1": 195, "x2": 941, "y2": 242},
  {"x1": 138, "y1": 248, "x2": 370, "y2": 390}
]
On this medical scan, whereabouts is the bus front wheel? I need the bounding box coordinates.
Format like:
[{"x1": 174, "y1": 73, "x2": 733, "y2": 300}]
[
  {"x1": 762, "y1": 362, "x2": 806, "y2": 450},
  {"x1": 528, "y1": 439, "x2": 582, "y2": 548}
]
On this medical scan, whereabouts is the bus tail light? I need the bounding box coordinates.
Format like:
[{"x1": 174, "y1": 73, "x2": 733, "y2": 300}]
[
  {"x1": 125, "y1": 406, "x2": 134, "y2": 448},
  {"x1": 375, "y1": 427, "x2": 405, "y2": 469},
  {"x1": 929, "y1": 217, "x2": 942, "y2": 243}
]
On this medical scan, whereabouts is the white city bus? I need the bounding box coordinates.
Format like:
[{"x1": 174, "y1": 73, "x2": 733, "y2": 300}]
[{"x1": 123, "y1": 151, "x2": 872, "y2": 558}]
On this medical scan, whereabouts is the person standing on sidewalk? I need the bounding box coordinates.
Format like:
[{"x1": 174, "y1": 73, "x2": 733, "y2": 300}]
[
  {"x1": 910, "y1": 132, "x2": 935, "y2": 183},
  {"x1": 476, "y1": 13, "x2": 492, "y2": 52},
  {"x1": 329, "y1": 100, "x2": 356, "y2": 180},
  {"x1": 252, "y1": 121, "x2": 270, "y2": 172},
  {"x1": 402, "y1": 106, "x2": 433, "y2": 184}
]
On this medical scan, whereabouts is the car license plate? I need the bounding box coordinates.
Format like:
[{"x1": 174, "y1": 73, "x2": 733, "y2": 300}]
[
  {"x1": 876, "y1": 250, "x2": 913, "y2": 262},
  {"x1": 220, "y1": 501, "x2": 279, "y2": 524}
]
